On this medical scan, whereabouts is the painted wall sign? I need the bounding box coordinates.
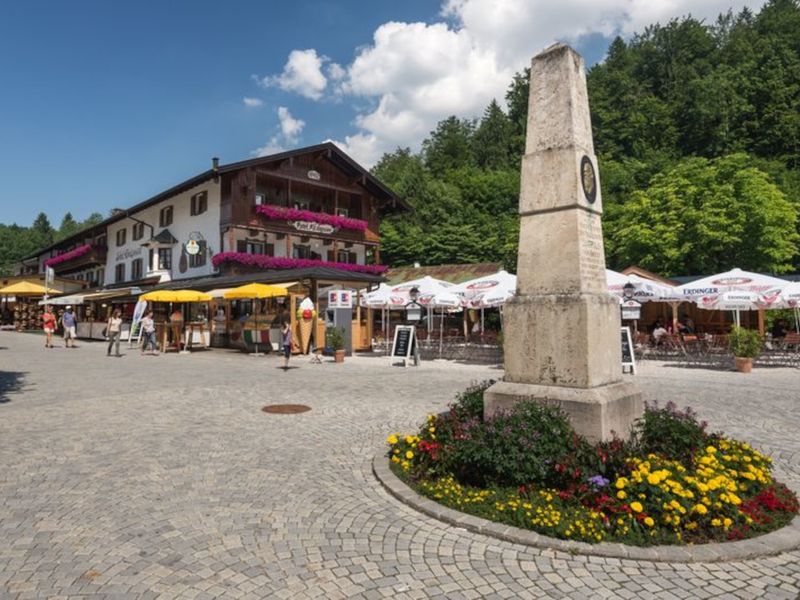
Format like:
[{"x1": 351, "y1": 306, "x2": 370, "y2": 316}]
[
  {"x1": 307, "y1": 170, "x2": 321, "y2": 181},
  {"x1": 291, "y1": 220, "x2": 336, "y2": 235},
  {"x1": 115, "y1": 247, "x2": 143, "y2": 262},
  {"x1": 185, "y1": 240, "x2": 200, "y2": 255}
]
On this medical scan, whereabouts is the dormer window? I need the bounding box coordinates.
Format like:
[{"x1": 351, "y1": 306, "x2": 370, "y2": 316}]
[{"x1": 159, "y1": 205, "x2": 173, "y2": 227}]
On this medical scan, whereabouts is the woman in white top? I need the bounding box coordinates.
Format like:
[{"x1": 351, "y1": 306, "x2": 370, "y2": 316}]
[{"x1": 107, "y1": 309, "x2": 123, "y2": 357}]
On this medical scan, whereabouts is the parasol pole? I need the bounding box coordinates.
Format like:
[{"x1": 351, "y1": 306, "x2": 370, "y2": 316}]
[
  {"x1": 439, "y1": 307, "x2": 444, "y2": 357},
  {"x1": 481, "y1": 308, "x2": 484, "y2": 335}
]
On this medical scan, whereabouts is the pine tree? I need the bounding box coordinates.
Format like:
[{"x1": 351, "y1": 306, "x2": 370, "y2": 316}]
[{"x1": 472, "y1": 100, "x2": 513, "y2": 170}]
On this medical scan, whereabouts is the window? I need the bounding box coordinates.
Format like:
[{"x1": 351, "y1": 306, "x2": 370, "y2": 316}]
[
  {"x1": 157, "y1": 248, "x2": 172, "y2": 270},
  {"x1": 97, "y1": 268, "x2": 104, "y2": 286},
  {"x1": 116, "y1": 228, "x2": 126, "y2": 247},
  {"x1": 132, "y1": 222, "x2": 145, "y2": 241},
  {"x1": 159, "y1": 205, "x2": 173, "y2": 227},
  {"x1": 115, "y1": 263, "x2": 126, "y2": 283},
  {"x1": 190, "y1": 191, "x2": 208, "y2": 216},
  {"x1": 236, "y1": 240, "x2": 266, "y2": 254},
  {"x1": 255, "y1": 193, "x2": 265, "y2": 206},
  {"x1": 292, "y1": 244, "x2": 312, "y2": 259},
  {"x1": 336, "y1": 249, "x2": 350, "y2": 263},
  {"x1": 131, "y1": 258, "x2": 143, "y2": 280},
  {"x1": 96, "y1": 235, "x2": 107, "y2": 248},
  {"x1": 188, "y1": 241, "x2": 207, "y2": 268},
  {"x1": 336, "y1": 208, "x2": 349, "y2": 218}
]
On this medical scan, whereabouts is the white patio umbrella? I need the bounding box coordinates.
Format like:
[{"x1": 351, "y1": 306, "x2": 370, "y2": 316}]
[
  {"x1": 605, "y1": 269, "x2": 682, "y2": 302},
  {"x1": 421, "y1": 291, "x2": 463, "y2": 357},
  {"x1": 453, "y1": 270, "x2": 517, "y2": 334},
  {"x1": 695, "y1": 291, "x2": 769, "y2": 327},
  {"x1": 771, "y1": 282, "x2": 800, "y2": 331},
  {"x1": 391, "y1": 276, "x2": 454, "y2": 338},
  {"x1": 676, "y1": 268, "x2": 788, "y2": 300}
]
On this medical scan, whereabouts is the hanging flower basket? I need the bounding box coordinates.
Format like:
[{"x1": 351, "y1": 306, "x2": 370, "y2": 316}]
[
  {"x1": 211, "y1": 252, "x2": 387, "y2": 275},
  {"x1": 255, "y1": 204, "x2": 369, "y2": 232}
]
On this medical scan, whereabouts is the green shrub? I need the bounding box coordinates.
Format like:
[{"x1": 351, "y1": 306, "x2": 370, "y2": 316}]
[
  {"x1": 632, "y1": 401, "x2": 710, "y2": 467},
  {"x1": 450, "y1": 380, "x2": 492, "y2": 421},
  {"x1": 445, "y1": 401, "x2": 577, "y2": 488},
  {"x1": 728, "y1": 326, "x2": 762, "y2": 358},
  {"x1": 326, "y1": 326, "x2": 346, "y2": 350}
]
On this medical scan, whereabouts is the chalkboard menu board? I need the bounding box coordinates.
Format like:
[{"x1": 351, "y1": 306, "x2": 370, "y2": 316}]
[
  {"x1": 391, "y1": 325, "x2": 419, "y2": 366},
  {"x1": 621, "y1": 326, "x2": 636, "y2": 374}
]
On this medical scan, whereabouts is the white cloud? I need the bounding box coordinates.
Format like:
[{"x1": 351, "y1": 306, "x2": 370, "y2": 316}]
[
  {"x1": 252, "y1": 106, "x2": 306, "y2": 157},
  {"x1": 257, "y1": 49, "x2": 329, "y2": 100},
  {"x1": 243, "y1": 97, "x2": 264, "y2": 107},
  {"x1": 277, "y1": 106, "x2": 305, "y2": 143},
  {"x1": 262, "y1": 0, "x2": 767, "y2": 166}
]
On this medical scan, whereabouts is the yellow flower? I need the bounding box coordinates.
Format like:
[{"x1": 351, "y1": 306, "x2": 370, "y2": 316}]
[
  {"x1": 615, "y1": 478, "x2": 628, "y2": 489},
  {"x1": 693, "y1": 504, "x2": 708, "y2": 515},
  {"x1": 387, "y1": 434, "x2": 398, "y2": 445},
  {"x1": 630, "y1": 501, "x2": 643, "y2": 513},
  {"x1": 723, "y1": 518, "x2": 732, "y2": 527},
  {"x1": 616, "y1": 490, "x2": 627, "y2": 500},
  {"x1": 428, "y1": 427, "x2": 436, "y2": 433},
  {"x1": 391, "y1": 455, "x2": 400, "y2": 463},
  {"x1": 405, "y1": 451, "x2": 414, "y2": 460},
  {"x1": 405, "y1": 435, "x2": 414, "y2": 444},
  {"x1": 647, "y1": 473, "x2": 661, "y2": 485},
  {"x1": 706, "y1": 446, "x2": 717, "y2": 454},
  {"x1": 644, "y1": 517, "x2": 655, "y2": 527}
]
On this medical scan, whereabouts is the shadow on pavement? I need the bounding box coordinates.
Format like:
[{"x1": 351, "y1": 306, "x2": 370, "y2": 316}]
[{"x1": 0, "y1": 371, "x2": 27, "y2": 403}]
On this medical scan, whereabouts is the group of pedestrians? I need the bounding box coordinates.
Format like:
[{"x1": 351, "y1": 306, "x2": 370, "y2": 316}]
[
  {"x1": 42, "y1": 305, "x2": 158, "y2": 357},
  {"x1": 41, "y1": 305, "x2": 78, "y2": 349}
]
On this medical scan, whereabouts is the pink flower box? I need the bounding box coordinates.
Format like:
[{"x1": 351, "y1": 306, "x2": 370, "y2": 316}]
[
  {"x1": 255, "y1": 204, "x2": 368, "y2": 232},
  {"x1": 44, "y1": 244, "x2": 106, "y2": 268},
  {"x1": 211, "y1": 252, "x2": 387, "y2": 275}
]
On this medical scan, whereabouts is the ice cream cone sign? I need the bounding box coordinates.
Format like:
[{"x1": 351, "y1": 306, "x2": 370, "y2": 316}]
[{"x1": 296, "y1": 297, "x2": 316, "y2": 354}]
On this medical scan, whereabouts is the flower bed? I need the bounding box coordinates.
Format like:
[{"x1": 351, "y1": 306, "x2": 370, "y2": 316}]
[
  {"x1": 44, "y1": 244, "x2": 104, "y2": 268},
  {"x1": 211, "y1": 252, "x2": 388, "y2": 275},
  {"x1": 387, "y1": 384, "x2": 798, "y2": 546},
  {"x1": 255, "y1": 204, "x2": 368, "y2": 232}
]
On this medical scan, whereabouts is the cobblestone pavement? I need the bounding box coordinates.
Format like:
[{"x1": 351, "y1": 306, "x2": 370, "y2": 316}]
[{"x1": 1, "y1": 331, "x2": 798, "y2": 599}]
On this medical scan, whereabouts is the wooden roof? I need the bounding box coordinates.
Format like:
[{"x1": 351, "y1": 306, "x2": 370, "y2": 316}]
[{"x1": 385, "y1": 262, "x2": 504, "y2": 285}]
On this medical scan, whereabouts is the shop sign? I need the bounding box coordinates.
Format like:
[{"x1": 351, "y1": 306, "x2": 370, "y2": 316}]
[
  {"x1": 620, "y1": 299, "x2": 641, "y2": 320},
  {"x1": 185, "y1": 239, "x2": 200, "y2": 255},
  {"x1": 115, "y1": 247, "x2": 142, "y2": 262},
  {"x1": 291, "y1": 220, "x2": 337, "y2": 235},
  {"x1": 328, "y1": 290, "x2": 353, "y2": 309},
  {"x1": 307, "y1": 170, "x2": 321, "y2": 181}
]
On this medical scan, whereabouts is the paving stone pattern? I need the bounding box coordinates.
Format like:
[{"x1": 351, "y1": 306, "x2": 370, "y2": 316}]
[{"x1": 0, "y1": 331, "x2": 799, "y2": 599}]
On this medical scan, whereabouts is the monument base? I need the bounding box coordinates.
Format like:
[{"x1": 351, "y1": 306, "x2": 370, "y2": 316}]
[{"x1": 484, "y1": 380, "x2": 643, "y2": 443}]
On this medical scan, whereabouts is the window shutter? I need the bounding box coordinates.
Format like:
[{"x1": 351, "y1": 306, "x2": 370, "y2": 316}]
[
  {"x1": 327, "y1": 250, "x2": 334, "y2": 262},
  {"x1": 265, "y1": 243, "x2": 274, "y2": 256},
  {"x1": 237, "y1": 240, "x2": 247, "y2": 253},
  {"x1": 348, "y1": 253, "x2": 357, "y2": 264}
]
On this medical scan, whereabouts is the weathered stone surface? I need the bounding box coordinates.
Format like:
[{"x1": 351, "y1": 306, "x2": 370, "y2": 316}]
[
  {"x1": 484, "y1": 380, "x2": 643, "y2": 442},
  {"x1": 487, "y1": 42, "x2": 642, "y2": 440},
  {"x1": 501, "y1": 294, "x2": 621, "y2": 388}
]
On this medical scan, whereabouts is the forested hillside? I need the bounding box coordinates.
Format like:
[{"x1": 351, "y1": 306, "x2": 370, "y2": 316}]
[
  {"x1": 374, "y1": 0, "x2": 800, "y2": 277},
  {"x1": 0, "y1": 212, "x2": 103, "y2": 275}
]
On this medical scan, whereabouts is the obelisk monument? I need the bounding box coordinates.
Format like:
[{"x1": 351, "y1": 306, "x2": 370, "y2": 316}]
[{"x1": 484, "y1": 43, "x2": 643, "y2": 442}]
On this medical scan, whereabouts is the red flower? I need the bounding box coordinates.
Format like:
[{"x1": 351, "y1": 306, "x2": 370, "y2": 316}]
[{"x1": 256, "y1": 204, "x2": 368, "y2": 231}]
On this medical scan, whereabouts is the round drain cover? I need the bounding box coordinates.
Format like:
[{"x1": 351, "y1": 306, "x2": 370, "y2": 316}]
[{"x1": 262, "y1": 404, "x2": 311, "y2": 414}]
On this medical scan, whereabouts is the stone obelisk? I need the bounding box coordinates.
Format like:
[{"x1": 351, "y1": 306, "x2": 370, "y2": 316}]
[{"x1": 484, "y1": 43, "x2": 643, "y2": 442}]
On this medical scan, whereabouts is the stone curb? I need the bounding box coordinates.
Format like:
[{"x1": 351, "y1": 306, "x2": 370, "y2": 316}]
[{"x1": 372, "y1": 454, "x2": 800, "y2": 563}]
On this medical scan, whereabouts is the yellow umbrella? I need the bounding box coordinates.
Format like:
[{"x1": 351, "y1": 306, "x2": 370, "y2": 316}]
[
  {"x1": 0, "y1": 281, "x2": 59, "y2": 296},
  {"x1": 224, "y1": 283, "x2": 287, "y2": 355},
  {"x1": 139, "y1": 289, "x2": 212, "y2": 302},
  {"x1": 222, "y1": 283, "x2": 287, "y2": 299}
]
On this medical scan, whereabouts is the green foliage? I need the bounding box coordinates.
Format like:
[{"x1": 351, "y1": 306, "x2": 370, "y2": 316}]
[
  {"x1": 605, "y1": 154, "x2": 799, "y2": 275},
  {"x1": 729, "y1": 326, "x2": 763, "y2": 358},
  {"x1": 449, "y1": 380, "x2": 492, "y2": 421},
  {"x1": 632, "y1": 401, "x2": 710, "y2": 467},
  {"x1": 326, "y1": 326, "x2": 346, "y2": 350}
]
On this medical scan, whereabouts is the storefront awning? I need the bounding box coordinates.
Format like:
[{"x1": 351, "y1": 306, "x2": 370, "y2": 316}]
[
  {"x1": 83, "y1": 287, "x2": 144, "y2": 301},
  {"x1": 38, "y1": 293, "x2": 91, "y2": 306}
]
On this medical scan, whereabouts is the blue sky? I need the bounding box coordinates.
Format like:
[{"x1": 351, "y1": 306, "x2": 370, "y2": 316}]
[{"x1": 0, "y1": 0, "x2": 762, "y2": 228}]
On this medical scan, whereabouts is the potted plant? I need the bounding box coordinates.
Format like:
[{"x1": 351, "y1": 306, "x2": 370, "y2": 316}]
[
  {"x1": 327, "y1": 326, "x2": 346, "y2": 363},
  {"x1": 729, "y1": 326, "x2": 762, "y2": 373}
]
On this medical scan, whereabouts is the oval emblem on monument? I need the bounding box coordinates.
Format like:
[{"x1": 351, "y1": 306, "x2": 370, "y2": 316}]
[{"x1": 580, "y1": 156, "x2": 597, "y2": 204}]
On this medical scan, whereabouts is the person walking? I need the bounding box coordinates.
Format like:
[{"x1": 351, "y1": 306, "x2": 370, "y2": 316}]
[
  {"x1": 42, "y1": 305, "x2": 56, "y2": 348},
  {"x1": 61, "y1": 306, "x2": 78, "y2": 348},
  {"x1": 281, "y1": 321, "x2": 293, "y2": 370},
  {"x1": 140, "y1": 310, "x2": 158, "y2": 355},
  {"x1": 106, "y1": 309, "x2": 123, "y2": 357}
]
